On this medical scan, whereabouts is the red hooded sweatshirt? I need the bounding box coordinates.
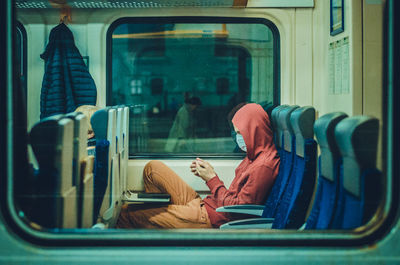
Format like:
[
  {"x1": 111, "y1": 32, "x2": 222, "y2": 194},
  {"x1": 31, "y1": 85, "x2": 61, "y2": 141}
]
[{"x1": 203, "y1": 103, "x2": 280, "y2": 228}]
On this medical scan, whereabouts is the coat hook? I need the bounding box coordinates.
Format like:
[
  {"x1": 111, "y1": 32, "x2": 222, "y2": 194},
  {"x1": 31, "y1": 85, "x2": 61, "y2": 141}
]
[
  {"x1": 59, "y1": 5, "x2": 71, "y2": 24},
  {"x1": 60, "y1": 15, "x2": 67, "y2": 24}
]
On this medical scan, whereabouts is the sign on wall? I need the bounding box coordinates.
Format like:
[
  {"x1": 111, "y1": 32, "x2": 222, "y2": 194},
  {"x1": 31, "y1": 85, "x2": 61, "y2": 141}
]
[{"x1": 329, "y1": 37, "x2": 349, "y2": 95}]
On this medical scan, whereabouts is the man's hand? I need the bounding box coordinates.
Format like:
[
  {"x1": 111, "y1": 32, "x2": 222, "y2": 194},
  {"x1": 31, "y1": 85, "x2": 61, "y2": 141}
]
[{"x1": 190, "y1": 158, "x2": 216, "y2": 182}]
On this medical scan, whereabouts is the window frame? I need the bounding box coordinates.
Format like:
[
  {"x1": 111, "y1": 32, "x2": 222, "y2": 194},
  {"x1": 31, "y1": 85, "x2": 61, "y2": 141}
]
[
  {"x1": 15, "y1": 21, "x2": 27, "y2": 107},
  {"x1": 106, "y1": 16, "x2": 281, "y2": 158},
  {"x1": 0, "y1": 3, "x2": 397, "y2": 248}
]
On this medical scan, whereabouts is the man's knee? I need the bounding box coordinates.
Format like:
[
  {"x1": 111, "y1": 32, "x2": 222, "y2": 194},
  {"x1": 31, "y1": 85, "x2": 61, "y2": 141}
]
[{"x1": 143, "y1": 160, "x2": 164, "y2": 180}]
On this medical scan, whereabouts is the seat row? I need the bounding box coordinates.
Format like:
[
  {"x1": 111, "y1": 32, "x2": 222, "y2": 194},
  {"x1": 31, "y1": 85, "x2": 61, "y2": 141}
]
[
  {"x1": 217, "y1": 105, "x2": 381, "y2": 230},
  {"x1": 28, "y1": 106, "x2": 129, "y2": 229},
  {"x1": 91, "y1": 106, "x2": 129, "y2": 228}
]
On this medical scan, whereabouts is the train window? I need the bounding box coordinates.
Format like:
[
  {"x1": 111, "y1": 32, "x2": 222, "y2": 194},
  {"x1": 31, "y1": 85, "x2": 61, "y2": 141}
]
[
  {"x1": 6, "y1": 0, "x2": 393, "y2": 250},
  {"x1": 107, "y1": 18, "x2": 280, "y2": 155}
]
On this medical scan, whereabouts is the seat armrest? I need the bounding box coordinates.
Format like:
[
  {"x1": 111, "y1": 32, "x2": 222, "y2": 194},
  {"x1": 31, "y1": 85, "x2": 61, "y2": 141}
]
[
  {"x1": 219, "y1": 218, "x2": 274, "y2": 229},
  {"x1": 216, "y1": 205, "x2": 265, "y2": 216},
  {"x1": 123, "y1": 192, "x2": 171, "y2": 204}
]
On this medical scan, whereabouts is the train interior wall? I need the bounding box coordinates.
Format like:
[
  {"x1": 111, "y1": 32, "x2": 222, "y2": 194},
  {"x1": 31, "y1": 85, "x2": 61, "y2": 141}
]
[{"x1": 17, "y1": 0, "x2": 384, "y2": 193}]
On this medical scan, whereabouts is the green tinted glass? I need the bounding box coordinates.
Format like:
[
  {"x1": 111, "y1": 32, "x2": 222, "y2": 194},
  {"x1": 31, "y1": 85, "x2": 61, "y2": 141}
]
[{"x1": 109, "y1": 21, "x2": 278, "y2": 155}]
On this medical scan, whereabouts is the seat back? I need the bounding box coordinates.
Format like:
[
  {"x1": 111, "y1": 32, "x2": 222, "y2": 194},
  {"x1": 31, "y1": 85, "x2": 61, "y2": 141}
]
[
  {"x1": 106, "y1": 108, "x2": 121, "y2": 227},
  {"x1": 333, "y1": 116, "x2": 381, "y2": 229},
  {"x1": 90, "y1": 106, "x2": 128, "y2": 228},
  {"x1": 305, "y1": 112, "x2": 347, "y2": 229},
  {"x1": 275, "y1": 105, "x2": 299, "y2": 200},
  {"x1": 121, "y1": 106, "x2": 130, "y2": 195},
  {"x1": 261, "y1": 105, "x2": 298, "y2": 218},
  {"x1": 272, "y1": 106, "x2": 317, "y2": 229},
  {"x1": 65, "y1": 112, "x2": 87, "y2": 187},
  {"x1": 30, "y1": 116, "x2": 77, "y2": 228},
  {"x1": 91, "y1": 108, "x2": 109, "y2": 140},
  {"x1": 115, "y1": 107, "x2": 124, "y2": 195},
  {"x1": 94, "y1": 108, "x2": 120, "y2": 227},
  {"x1": 115, "y1": 107, "x2": 124, "y2": 155},
  {"x1": 65, "y1": 112, "x2": 89, "y2": 228},
  {"x1": 91, "y1": 108, "x2": 111, "y2": 224},
  {"x1": 91, "y1": 108, "x2": 117, "y2": 226},
  {"x1": 92, "y1": 139, "x2": 110, "y2": 225}
]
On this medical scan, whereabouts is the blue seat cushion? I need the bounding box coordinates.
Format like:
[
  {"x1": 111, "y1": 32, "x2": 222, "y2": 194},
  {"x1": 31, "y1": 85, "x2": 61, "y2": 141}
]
[
  {"x1": 341, "y1": 168, "x2": 381, "y2": 229},
  {"x1": 262, "y1": 147, "x2": 293, "y2": 218},
  {"x1": 272, "y1": 139, "x2": 317, "y2": 229},
  {"x1": 330, "y1": 162, "x2": 345, "y2": 229},
  {"x1": 306, "y1": 158, "x2": 341, "y2": 229}
]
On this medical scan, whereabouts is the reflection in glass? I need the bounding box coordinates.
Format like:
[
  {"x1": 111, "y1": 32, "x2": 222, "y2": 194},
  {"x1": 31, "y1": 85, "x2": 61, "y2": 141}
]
[{"x1": 109, "y1": 22, "x2": 277, "y2": 154}]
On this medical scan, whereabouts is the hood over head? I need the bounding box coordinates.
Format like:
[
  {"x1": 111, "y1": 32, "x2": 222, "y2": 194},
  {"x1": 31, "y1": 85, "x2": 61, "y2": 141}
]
[{"x1": 232, "y1": 103, "x2": 274, "y2": 160}]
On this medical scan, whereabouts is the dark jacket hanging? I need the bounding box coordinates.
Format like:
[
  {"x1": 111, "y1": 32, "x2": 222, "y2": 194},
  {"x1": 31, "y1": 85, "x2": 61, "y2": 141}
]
[{"x1": 40, "y1": 23, "x2": 97, "y2": 119}]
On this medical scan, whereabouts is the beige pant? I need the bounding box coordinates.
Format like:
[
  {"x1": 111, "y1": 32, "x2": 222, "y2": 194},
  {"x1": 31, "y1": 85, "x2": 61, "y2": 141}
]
[{"x1": 116, "y1": 160, "x2": 212, "y2": 229}]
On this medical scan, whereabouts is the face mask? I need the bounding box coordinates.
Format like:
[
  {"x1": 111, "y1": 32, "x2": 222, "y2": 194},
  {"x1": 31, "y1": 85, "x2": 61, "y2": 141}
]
[{"x1": 236, "y1": 133, "x2": 247, "y2": 152}]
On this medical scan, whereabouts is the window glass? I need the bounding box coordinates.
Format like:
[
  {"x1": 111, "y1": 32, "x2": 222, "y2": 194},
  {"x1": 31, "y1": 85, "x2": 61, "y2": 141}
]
[{"x1": 108, "y1": 20, "x2": 279, "y2": 155}]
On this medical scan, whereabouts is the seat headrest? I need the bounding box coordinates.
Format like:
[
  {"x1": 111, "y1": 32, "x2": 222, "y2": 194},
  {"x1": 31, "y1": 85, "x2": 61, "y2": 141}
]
[
  {"x1": 290, "y1": 106, "x2": 315, "y2": 157},
  {"x1": 271, "y1": 105, "x2": 288, "y2": 148},
  {"x1": 335, "y1": 116, "x2": 379, "y2": 168},
  {"x1": 278, "y1": 105, "x2": 299, "y2": 152},
  {"x1": 271, "y1": 105, "x2": 287, "y2": 129},
  {"x1": 314, "y1": 112, "x2": 347, "y2": 181},
  {"x1": 65, "y1": 111, "x2": 80, "y2": 119},
  {"x1": 260, "y1": 101, "x2": 276, "y2": 119},
  {"x1": 66, "y1": 112, "x2": 87, "y2": 135},
  {"x1": 30, "y1": 115, "x2": 68, "y2": 166},
  {"x1": 30, "y1": 116, "x2": 74, "y2": 191},
  {"x1": 91, "y1": 108, "x2": 109, "y2": 140},
  {"x1": 66, "y1": 112, "x2": 88, "y2": 160},
  {"x1": 335, "y1": 116, "x2": 379, "y2": 196}
]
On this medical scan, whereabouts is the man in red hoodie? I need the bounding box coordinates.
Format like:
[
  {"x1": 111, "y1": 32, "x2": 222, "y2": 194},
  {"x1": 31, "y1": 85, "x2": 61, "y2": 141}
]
[{"x1": 116, "y1": 103, "x2": 280, "y2": 228}]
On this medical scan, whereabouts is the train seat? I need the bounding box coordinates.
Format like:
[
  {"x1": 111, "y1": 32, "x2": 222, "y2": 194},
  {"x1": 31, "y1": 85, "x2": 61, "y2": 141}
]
[
  {"x1": 65, "y1": 112, "x2": 87, "y2": 190},
  {"x1": 251, "y1": 105, "x2": 290, "y2": 216},
  {"x1": 109, "y1": 107, "x2": 126, "y2": 226},
  {"x1": 121, "y1": 107, "x2": 130, "y2": 197},
  {"x1": 91, "y1": 107, "x2": 128, "y2": 228},
  {"x1": 115, "y1": 107, "x2": 123, "y2": 191},
  {"x1": 271, "y1": 106, "x2": 317, "y2": 229},
  {"x1": 65, "y1": 112, "x2": 95, "y2": 228},
  {"x1": 331, "y1": 116, "x2": 381, "y2": 229},
  {"x1": 304, "y1": 112, "x2": 347, "y2": 230},
  {"x1": 92, "y1": 139, "x2": 110, "y2": 226},
  {"x1": 29, "y1": 115, "x2": 77, "y2": 228},
  {"x1": 256, "y1": 105, "x2": 298, "y2": 219},
  {"x1": 217, "y1": 105, "x2": 315, "y2": 229},
  {"x1": 91, "y1": 108, "x2": 110, "y2": 226},
  {"x1": 91, "y1": 108, "x2": 120, "y2": 227},
  {"x1": 264, "y1": 105, "x2": 300, "y2": 218},
  {"x1": 107, "y1": 108, "x2": 122, "y2": 227}
]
